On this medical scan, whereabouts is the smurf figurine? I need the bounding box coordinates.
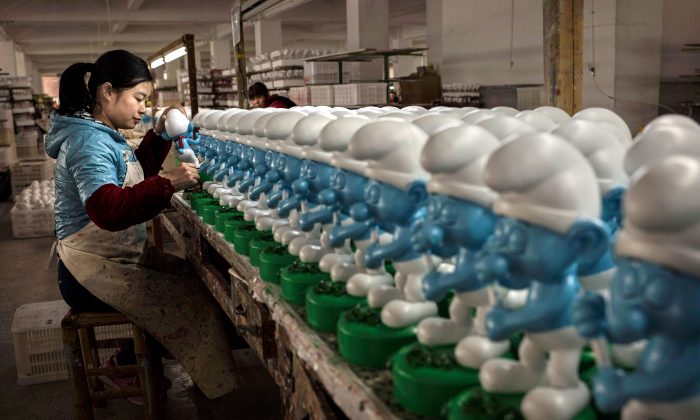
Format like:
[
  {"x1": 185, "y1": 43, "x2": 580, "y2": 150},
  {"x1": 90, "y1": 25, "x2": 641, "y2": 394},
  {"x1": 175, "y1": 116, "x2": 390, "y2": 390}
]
[
  {"x1": 160, "y1": 108, "x2": 200, "y2": 167},
  {"x1": 298, "y1": 115, "x2": 371, "y2": 267},
  {"x1": 411, "y1": 124, "x2": 512, "y2": 367},
  {"x1": 347, "y1": 120, "x2": 439, "y2": 327},
  {"x1": 476, "y1": 133, "x2": 609, "y2": 420},
  {"x1": 253, "y1": 110, "x2": 308, "y2": 231},
  {"x1": 575, "y1": 155, "x2": 700, "y2": 419}
]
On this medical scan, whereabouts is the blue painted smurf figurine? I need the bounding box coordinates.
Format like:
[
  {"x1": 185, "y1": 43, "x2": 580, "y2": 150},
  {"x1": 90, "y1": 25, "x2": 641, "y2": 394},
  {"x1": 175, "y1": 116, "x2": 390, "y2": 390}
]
[
  {"x1": 276, "y1": 113, "x2": 336, "y2": 250},
  {"x1": 410, "y1": 124, "x2": 513, "y2": 367},
  {"x1": 325, "y1": 122, "x2": 393, "y2": 284},
  {"x1": 347, "y1": 120, "x2": 439, "y2": 327},
  {"x1": 253, "y1": 111, "x2": 308, "y2": 231},
  {"x1": 476, "y1": 133, "x2": 609, "y2": 420},
  {"x1": 297, "y1": 115, "x2": 370, "y2": 265},
  {"x1": 575, "y1": 155, "x2": 700, "y2": 419}
]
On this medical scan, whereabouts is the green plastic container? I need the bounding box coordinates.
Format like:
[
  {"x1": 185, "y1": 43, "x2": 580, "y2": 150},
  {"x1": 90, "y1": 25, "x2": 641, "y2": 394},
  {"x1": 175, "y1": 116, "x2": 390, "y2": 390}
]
[
  {"x1": 392, "y1": 343, "x2": 481, "y2": 417},
  {"x1": 248, "y1": 232, "x2": 276, "y2": 267},
  {"x1": 279, "y1": 262, "x2": 331, "y2": 305},
  {"x1": 188, "y1": 191, "x2": 209, "y2": 209},
  {"x1": 194, "y1": 197, "x2": 218, "y2": 215},
  {"x1": 215, "y1": 208, "x2": 243, "y2": 233},
  {"x1": 305, "y1": 282, "x2": 366, "y2": 333},
  {"x1": 232, "y1": 224, "x2": 260, "y2": 256},
  {"x1": 202, "y1": 204, "x2": 221, "y2": 225},
  {"x1": 258, "y1": 244, "x2": 297, "y2": 284},
  {"x1": 198, "y1": 170, "x2": 213, "y2": 184},
  {"x1": 337, "y1": 307, "x2": 416, "y2": 369},
  {"x1": 446, "y1": 387, "x2": 598, "y2": 420},
  {"x1": 224, "y1": 218, "x2": 247, "y2": 243}
]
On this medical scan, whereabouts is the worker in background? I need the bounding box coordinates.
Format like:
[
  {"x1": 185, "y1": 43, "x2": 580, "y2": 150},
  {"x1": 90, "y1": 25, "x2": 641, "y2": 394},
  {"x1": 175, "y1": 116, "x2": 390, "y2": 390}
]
[
  {"x1": 248, "y1": 81, "x2": 297, "y2": 108},
  {"x1": 45, "y1": 49, "x2": 236, "y2": 402}
]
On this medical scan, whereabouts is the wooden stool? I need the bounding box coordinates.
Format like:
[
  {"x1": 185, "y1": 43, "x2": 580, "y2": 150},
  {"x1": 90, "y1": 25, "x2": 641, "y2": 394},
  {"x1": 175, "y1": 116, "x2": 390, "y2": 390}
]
[{"x1": 61, "y1": 310, "x2": 163, "y2": 420}]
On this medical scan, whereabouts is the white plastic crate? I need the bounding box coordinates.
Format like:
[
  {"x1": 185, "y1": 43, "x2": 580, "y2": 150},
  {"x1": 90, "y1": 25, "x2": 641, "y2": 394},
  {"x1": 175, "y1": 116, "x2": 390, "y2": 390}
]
[
  {"x1": 15, "y1": 131, "x2": 38, "y2": 147},
  {"x1": 333, "y1": 83, "x2": 388, "y2": 106},
  {"x1": 0, "y1": 145, "x2": 15, "y2": 169},
  {"x1": 11, "y1": 158, "x2": 54, "y2": 193},
  {"x1": 16, "y1": 144, "x2": 43, "y2": 161},
  {"x1": 309, "y1": 85, "x2": 334, "y2": 106},
  {"x1": 288, "y1": 87, "x2": 311, "y2": 106},
  {"x1": 12, "y1": 300, "x2": 133, "y2": 385},
  {"x1": 10, "y1": 205, "x2": 54, "y2": 238}
]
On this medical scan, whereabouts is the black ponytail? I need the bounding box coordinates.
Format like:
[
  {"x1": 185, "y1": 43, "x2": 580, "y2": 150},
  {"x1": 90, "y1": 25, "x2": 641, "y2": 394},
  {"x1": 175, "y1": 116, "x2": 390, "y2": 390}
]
[{"x1": 58, "y1": 50, "x2": 153, "y2": 116}]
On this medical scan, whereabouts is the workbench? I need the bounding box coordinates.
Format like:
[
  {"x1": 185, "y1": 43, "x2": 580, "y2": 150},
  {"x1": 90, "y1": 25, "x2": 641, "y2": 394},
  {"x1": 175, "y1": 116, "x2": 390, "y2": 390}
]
[{"x1": 159, "y1": 193, "x2": 414, "y2": 420}]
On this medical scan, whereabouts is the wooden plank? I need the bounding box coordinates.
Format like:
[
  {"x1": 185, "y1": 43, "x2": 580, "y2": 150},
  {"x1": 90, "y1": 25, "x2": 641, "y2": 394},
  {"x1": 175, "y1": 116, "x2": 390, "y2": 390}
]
[
  {"x1": 543, "y1": 0, "x2": 584, "y2": 114},
  {"x1": 169, "y1": 193, "x2": 398, "y2": 419}
]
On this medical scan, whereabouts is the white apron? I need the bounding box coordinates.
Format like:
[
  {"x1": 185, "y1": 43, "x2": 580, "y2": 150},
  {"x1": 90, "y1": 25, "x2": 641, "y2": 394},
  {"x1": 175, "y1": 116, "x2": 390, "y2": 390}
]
[{"x1": 57, "y1": 149, "x2": 236, "y2": 399}]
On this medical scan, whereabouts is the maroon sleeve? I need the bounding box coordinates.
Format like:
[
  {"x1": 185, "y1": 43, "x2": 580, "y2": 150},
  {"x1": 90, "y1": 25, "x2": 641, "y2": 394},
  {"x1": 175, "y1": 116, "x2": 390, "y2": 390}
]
[
  {"x1": 135, "y1": 129, "x2": 173, "y2": 177},
  {"x1": 268, "y1": 100, "x2": 288, "y2": 109},
  {"x1": 85, "y1": 176, "x2": 175, "y2": 231}
]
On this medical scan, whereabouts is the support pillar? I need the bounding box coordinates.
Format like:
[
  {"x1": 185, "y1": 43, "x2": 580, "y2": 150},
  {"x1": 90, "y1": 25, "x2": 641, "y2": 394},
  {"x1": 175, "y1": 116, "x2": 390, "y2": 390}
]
[
  {"x1": 543, "y1": 0, "x2": 584, "y2": 115},
  {"x1": 346, "y1": 0, "x2": 389, "y2": 81},
  {"x1": 426, "y1": 0, "x2": 443, "y2": 71}
]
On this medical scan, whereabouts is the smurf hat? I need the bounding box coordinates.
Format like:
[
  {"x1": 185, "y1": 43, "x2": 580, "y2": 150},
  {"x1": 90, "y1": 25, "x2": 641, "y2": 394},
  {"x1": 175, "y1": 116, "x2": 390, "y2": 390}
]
[
  {"x1": 201, "y1": 110, "x2": 224, "y2": 136},
  {"x1": 349, "y1": 120, "x2": 429, "y2": 190},
  {"x1": 323, "y1": 116, "x2": 371, "y2": 175},
  {"x1": 285, "y1": 113, "x2": 336, "y2": 161},
  {"x1": 477, "y1": 115, "x2": 536, "y2": 140},
  {"x1": 492, "y1": 106, "x2": 519, "y2": 116},
  {"x1": 319, "y1": 115, "x2": 370, "y2": 152},
  {"x1": 573, "y1": 107, "x2": 632, "y2": 142},
  {"x1": 411, "y1": 113, "x2": 463, "y2": 136},
  {"x1": 515, "y1": 110, "x2": 557, "y2": 132},
  {"x1": 462, "y1": 109, "x2": 497, "y2": 124},
  {"x1": 224, "y1": 111, "x2": 249, "y2": 141},
  {"x1": 250, "y1": 111, "x2": 280, "y2": 149},
  {"x1": 616, "y1": 156, "x2": 700, "y2": 278},
  {"x1": 379, "y1": 111, "x2": 417, "y2": 121},
  {"x1": 534, "y1": 106, "x2": 570, "y2": 124},
  {"x1": 264, "y1": 111, "x2": 307, "y2": 147},
  {"x1": 437, "y1": 108, "x2": 474, "y2": 119},
  {"x1": 235, "y1": 110, "x2": 267, "y2": 137},
  {"x1": 552, "y1": 119, "x2": 629, "y2": 194},
  {"x1": 642, "y1": 114, "x2": 700, "y2": 133},
  {"x1": 422, "y1": 125, "x2": 500, "y2": 206},
  {"x1": 485, "y1": 133, "x2": 600, "y2": 234},
  {"x1": 402, "y1": 105, "x2": 429, "y2": 115},
  {"x1": 220, "y1": 109, "x2": 245, "y2": 140},
  {"x1": 625, "y1": 124, "x2": 700, "y2": 178}
]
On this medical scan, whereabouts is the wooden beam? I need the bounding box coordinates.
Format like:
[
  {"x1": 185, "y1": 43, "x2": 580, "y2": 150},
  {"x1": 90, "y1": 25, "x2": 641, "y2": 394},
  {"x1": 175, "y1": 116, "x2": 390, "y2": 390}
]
[{"x1": 543, "y1": 0, "x2": 583, "y2": 114}]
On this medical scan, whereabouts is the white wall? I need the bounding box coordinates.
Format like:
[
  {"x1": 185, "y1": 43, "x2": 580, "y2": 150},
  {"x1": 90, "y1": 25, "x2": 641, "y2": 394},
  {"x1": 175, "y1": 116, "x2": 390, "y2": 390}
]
[
  {"x1": 614, "y1": 0, "x2": 663, "y2": 133},
  {"x1": 0, "y1": 41, "x2": 17, "y2": 76},
  {"x1": 660, "y1": 0, "x2": 700, "y2": 80},
  {"x1": 582, "y1": 0, "x2": 616, "y2": 109},
  {"x1": 441, "y1": 0, "x2": 544, "y2": 85}
]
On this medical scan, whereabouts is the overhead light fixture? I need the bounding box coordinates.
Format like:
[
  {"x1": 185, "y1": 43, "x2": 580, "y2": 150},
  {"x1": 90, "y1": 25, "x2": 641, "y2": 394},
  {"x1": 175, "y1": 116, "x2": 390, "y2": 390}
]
[
  {"x1": 150, "y1": 57, "x2": 164, "y2": 68},
  {"x1": 164, "y1": 47, "x2": 187, "y2": 63}
]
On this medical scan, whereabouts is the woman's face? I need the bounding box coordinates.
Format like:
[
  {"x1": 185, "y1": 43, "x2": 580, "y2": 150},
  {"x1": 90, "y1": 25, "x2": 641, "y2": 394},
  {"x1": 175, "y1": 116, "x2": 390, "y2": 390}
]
[{"x1": 98, "y1": 81, "x2": 152, "y2": 129}]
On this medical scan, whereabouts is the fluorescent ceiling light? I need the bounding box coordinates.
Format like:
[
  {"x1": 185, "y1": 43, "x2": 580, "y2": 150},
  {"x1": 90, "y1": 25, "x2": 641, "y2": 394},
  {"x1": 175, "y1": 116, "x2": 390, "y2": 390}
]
[
  {"x1": 150, "y1": 57, "x2": 164, "y2": 68},
  {"x1": 164, "y1": 47, "x2": 187, "y2": 63}
]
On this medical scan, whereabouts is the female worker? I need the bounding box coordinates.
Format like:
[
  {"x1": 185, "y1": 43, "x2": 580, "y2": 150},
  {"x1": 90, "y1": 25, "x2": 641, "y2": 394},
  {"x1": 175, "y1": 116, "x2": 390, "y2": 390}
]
[{"x1": 45, "y1": 49, "x2": 236, "y2": 399}]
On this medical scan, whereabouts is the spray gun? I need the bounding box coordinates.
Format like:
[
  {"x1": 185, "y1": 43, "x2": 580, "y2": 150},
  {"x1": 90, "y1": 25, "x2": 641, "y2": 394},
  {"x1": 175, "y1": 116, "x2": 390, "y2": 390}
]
[{"x1": 160, "y1": 109, "x2": 200, "y2": 168}]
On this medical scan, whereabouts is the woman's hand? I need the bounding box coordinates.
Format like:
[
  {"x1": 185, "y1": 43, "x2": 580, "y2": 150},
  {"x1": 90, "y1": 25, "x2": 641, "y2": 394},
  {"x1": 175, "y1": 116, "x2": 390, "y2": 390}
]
[
  {"x1": 155, "y1": 105, "x2": 187, "y2": 136},
  {"x1": 161, "y1": 163, "x2": 200, "y2": 191}
]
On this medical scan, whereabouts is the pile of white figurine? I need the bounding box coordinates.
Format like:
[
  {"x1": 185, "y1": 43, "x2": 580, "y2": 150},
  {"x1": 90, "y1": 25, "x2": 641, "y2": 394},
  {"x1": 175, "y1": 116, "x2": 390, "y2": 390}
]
[{"x1": 14, "y1": 180, "x2": 55, "y2": 211}]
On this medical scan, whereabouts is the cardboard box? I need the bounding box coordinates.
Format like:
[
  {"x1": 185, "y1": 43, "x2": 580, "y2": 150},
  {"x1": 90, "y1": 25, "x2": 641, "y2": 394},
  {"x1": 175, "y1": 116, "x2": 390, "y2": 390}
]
[{"x1": 398, "y1": 75, "x2": 442, "y2": 106}]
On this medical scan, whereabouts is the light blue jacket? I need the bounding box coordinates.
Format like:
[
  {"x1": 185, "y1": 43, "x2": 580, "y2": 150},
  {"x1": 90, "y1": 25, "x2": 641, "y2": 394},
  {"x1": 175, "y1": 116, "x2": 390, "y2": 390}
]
[{"x1": 45, "y1": 113, "x2": 135, "y2": 240}]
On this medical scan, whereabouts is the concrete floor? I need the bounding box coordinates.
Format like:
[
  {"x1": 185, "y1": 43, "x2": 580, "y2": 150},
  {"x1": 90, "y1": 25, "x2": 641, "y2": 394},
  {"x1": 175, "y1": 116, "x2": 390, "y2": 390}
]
[{"x1": 0, "y1": 201, "x2": 282, "y2": 419}]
